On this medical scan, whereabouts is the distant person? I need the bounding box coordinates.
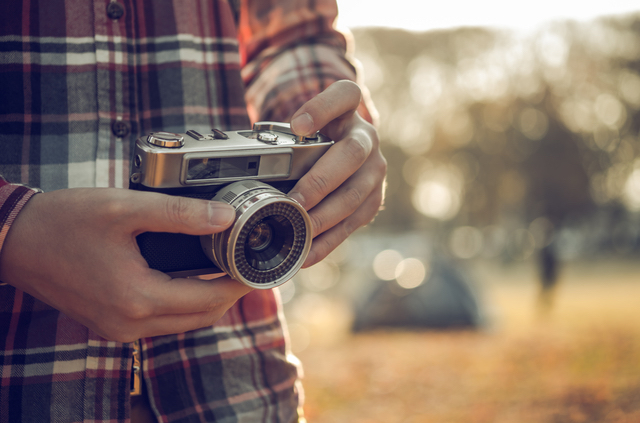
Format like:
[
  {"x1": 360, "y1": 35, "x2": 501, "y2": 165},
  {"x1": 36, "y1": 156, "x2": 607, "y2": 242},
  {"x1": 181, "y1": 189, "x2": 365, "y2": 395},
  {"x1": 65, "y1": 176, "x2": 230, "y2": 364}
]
[{"x1": 537, "y1": 242, "x2": 560, "y2": 313}]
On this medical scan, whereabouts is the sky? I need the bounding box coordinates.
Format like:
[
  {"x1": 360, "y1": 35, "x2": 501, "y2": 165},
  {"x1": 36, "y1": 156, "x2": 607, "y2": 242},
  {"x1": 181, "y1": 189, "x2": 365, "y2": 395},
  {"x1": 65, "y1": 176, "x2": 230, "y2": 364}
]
[{"x1": 337, "y1": 0, "x2": 640, "y2": 32}]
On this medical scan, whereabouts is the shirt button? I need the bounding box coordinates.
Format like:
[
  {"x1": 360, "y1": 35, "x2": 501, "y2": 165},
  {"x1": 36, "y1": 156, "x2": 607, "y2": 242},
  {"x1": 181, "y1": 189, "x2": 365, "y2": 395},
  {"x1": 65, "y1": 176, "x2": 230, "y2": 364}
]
[
  {"x1": 107, "y1": 1, "x2": 125, "y2": 20},
  {"x1": 112, "y1": 120, "x2": 130, "y2": 138}
]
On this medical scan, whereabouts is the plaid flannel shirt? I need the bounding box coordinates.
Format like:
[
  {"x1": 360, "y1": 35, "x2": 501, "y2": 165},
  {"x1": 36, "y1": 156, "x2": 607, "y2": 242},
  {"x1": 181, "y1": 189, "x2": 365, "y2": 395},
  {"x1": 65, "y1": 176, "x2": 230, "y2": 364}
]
[{"x1": 0, "y1": 1, "x2": 358, "y2": 421}]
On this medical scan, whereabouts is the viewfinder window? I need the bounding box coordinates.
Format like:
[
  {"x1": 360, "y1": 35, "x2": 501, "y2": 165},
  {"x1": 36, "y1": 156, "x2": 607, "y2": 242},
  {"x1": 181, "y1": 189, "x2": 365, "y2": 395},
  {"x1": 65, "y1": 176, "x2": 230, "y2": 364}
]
[{"x1": 187, "y1": 156, "x2": 260, "y2": 181}]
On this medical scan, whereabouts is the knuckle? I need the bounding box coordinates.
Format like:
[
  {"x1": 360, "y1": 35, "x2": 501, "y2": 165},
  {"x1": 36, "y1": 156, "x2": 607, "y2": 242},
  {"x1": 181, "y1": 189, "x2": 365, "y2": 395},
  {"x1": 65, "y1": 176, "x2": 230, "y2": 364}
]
[
  {"x1": 366, "y1": 122, "x2": 379, "y2": 142},
  {"x1": 341, "y1": 219, "x2": 356, "y2": 238},
  {"x1": 197, "y1": 298, "x2": 236, "y2": 328},
  {"x1": 103, "y1": 198, "x2": 129, "y2": 221},
  {"x1": 376, "y1": 150, "x2": 388, "y2": 170},
  {"x1": 202, "y1": 295, "x2": 225, "y2": 314},
  {"x1": 313, "y1": 237, "x2": 334, "y2": 262},
  {"x1": 305, "y1": 171, "x2": 331, "y2": 198},
  {"x1": 366, "y1": 192, "x2": 385, "y2": 224},
  {"x1": 125, "y1": 302, "x2": 153, "y2": 321},
  {"x1": 343, "y1": 135, "x2": 370, "y2": 164},
  {"x1": 309, "y1": 211, "x2": 327, "y2": 235},
  {"x1": 165, "y1": 196, "x2": 192, "y2": 226},
  {"x1": 342, "y1": 209, "x2": 368, "y2": 238},
  {"x1": 199, "y1": 310, "x2": 225, "y2": 328},
  {"x1": 376, "y1": 155, "x2": 388, "y2": 177},
  {"x1": 113, "y1": 294, "x2": 154, "y2": 321},
  {"x1": 341, "y1": 186, "x2": 364, "y2": 211}
]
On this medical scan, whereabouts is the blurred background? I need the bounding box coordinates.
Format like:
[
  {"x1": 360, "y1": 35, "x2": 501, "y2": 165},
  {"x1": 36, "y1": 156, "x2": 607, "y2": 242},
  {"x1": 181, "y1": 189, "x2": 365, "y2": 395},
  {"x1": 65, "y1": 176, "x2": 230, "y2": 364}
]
[{"x1": 282, "y1": 2, "x2": 640, "y2": 422}]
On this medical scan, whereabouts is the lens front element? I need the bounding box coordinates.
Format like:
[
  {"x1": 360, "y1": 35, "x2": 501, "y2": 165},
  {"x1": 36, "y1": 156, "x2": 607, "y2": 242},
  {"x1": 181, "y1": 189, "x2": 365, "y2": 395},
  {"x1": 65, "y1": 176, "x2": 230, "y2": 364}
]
[
  {"x1": 246, "y1": 221, "x2": 275, "y2": 253},
  {"x1": 244, "y1": 216, "x2": 293, "y2": 270}
]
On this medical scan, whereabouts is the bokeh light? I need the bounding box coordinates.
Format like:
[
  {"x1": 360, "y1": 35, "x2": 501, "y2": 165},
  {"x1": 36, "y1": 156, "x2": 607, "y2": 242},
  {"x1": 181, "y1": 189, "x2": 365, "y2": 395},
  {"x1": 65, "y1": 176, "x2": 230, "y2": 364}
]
[
  {"x1": 411, "y1": 165, "x2": 463, "y2": 221},
  {"x1": 373, "y1": 249, "x2": 404, "y2": 280},
  {"x1": 449, "y1": 226, "x2": 484, "y2": 259},
  {"x1": 624, "y1": 161, "x2": 640, "y2": 211},
  {"x1": 278, "y1": 281, "x2": 296, "y2": 304},
  {"x1": 394, "y1": 258, "x2": 428, "y2": 289},
  {"x1": 298, "y1": 261, "x2": 341, "y2": 292},
  {"x1": 518, "y1": 107, "x2": 549, "y2": 140}
]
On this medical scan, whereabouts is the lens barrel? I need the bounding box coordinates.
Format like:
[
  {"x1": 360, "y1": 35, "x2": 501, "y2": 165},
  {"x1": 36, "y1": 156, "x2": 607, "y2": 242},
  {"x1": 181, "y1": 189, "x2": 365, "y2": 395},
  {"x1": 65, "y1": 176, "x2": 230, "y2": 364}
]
[{"x1": 200, "y1": 181, "x2": 311, "y2": 289}]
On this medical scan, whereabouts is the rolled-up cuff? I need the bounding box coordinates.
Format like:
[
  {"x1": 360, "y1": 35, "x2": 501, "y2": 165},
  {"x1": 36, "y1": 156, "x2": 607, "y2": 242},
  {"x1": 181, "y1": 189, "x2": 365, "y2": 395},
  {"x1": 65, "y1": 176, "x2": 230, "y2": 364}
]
[{"x1": 0, "y1": 183, "x2": 42, "y2": 284}]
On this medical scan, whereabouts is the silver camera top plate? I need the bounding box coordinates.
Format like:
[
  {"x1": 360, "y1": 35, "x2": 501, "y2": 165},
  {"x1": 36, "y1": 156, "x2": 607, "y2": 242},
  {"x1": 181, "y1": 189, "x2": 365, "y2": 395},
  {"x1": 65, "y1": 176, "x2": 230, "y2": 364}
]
[{"x1": 130, "y1": 121, "x2": 333, "y2": 189}]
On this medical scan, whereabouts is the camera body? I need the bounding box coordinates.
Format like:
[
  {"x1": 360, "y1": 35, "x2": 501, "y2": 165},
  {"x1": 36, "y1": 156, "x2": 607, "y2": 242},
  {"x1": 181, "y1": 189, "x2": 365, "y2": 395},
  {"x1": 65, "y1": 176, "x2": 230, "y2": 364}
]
[{"x1": 129, "y1": 122, "x2": 333, "y2": 289}]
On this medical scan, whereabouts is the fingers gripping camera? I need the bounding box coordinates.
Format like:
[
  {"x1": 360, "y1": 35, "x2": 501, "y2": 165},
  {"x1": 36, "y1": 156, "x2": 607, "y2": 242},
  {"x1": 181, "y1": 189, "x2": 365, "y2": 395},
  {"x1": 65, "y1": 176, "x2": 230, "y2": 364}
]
[{"x1": 129, "y1": 122, "x2": 333, "y2": 289}]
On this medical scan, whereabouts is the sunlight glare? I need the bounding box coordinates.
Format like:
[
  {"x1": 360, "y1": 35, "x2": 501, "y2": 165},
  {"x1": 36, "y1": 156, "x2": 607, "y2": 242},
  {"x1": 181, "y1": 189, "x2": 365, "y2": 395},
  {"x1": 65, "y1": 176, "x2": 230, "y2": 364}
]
[{"x1": 338, "y1": 0, "x2": 640, "y2": 33}]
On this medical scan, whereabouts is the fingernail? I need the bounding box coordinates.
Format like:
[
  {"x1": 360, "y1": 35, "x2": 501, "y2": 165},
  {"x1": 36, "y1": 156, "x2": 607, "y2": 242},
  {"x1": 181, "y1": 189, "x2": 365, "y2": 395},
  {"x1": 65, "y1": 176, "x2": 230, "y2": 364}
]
[
  {"x1": 289, "y1": 191, "x2": 306, "y2": 208},
  {"x1": 291, "y1": 112, "x2": 314, "y2": 135},
  {"x1": 303, "y1": 250, "x2": 317, "y2": 268},
  {"x1": 208, "y1": 202, "x2": 236, "y2": 227}
]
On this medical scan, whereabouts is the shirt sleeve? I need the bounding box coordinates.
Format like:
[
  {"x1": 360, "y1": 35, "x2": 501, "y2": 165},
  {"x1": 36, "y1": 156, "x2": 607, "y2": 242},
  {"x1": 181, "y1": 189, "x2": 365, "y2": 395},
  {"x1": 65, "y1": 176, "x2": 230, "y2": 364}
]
[
  {"x1": 0, "y1": 177, "x2": 41, "y2": 272},
  {"x1": 239, "y1": 0, "x2": 376, "y2": 124}
]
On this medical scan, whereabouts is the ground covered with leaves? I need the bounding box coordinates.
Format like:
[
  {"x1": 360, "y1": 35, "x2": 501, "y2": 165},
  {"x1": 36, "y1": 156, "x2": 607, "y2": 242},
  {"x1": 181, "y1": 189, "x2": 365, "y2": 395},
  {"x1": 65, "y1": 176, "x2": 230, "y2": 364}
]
[{"x1": 294, "y1": 260, "x2": 640, "y2": 423}]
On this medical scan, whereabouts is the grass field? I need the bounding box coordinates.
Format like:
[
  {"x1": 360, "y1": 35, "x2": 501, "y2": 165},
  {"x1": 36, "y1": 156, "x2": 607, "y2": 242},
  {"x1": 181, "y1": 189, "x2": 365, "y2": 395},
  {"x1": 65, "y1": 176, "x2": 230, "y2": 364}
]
[{"x1": 293, "y1": 259, "x2": 640, "y2": 423}]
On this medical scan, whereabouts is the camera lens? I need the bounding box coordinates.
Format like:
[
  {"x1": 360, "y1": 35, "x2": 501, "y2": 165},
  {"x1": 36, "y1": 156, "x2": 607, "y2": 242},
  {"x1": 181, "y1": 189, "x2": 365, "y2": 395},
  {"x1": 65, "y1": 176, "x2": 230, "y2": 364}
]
[
  {"x1": 246, "y1": 221, "x2": 275, "y2": 253},
  {"x1": 233, "y1": 201, "x2": 307, "y2": 284},
  {"x1": 201, "y1": 181, "x2": 312, "y2": 289},
  {"x1": 244, "y1": 216, "x2": 294, "y2": 270}
]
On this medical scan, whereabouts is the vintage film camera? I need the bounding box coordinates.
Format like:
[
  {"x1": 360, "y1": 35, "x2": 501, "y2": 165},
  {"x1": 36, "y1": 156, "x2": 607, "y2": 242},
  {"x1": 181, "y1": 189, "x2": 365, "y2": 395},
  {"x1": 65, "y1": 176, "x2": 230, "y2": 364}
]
[{"x1": 129, "y1": 122, "x2": 333, "y2": 289}]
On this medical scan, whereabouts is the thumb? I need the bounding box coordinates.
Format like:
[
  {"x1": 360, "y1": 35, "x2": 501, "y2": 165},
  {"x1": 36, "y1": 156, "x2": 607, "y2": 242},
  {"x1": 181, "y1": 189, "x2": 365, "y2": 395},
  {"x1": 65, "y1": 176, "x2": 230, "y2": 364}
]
[
  {"x1": 290, "y1": 80, "x2": 362, "y2": 137},
  {"x1": 132, "y1": 192, "x2": 236, "y2": 236}
]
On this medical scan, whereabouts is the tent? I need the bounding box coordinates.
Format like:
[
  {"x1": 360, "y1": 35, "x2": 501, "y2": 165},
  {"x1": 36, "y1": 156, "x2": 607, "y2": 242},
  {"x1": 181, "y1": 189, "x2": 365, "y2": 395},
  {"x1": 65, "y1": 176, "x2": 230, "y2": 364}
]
[{"x1": 352, "y1": 255, "x2": 486, "y2": 331}]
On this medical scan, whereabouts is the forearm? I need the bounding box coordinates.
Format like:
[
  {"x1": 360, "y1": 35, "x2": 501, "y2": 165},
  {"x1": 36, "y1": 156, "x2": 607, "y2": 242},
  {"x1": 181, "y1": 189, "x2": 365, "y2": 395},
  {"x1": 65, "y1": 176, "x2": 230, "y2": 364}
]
[
  {"x1": 240, "y1": 0, "x2": 361, "y2": 122},
  {"x1": 244, "y1": 44, "x2": 358, "y2": 122}
]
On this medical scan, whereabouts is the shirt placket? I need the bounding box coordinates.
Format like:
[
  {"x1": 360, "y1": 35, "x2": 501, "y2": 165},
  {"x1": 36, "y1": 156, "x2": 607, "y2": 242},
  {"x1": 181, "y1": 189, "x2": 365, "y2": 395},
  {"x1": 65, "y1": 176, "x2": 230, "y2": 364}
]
[
  {"x1": 94, "y1": 0, "x2": 132, "y2": 189},
  {"x1": 131, "y1": 339, "x2": 142, "y2": 395},
  {"x1": 93, "y1": 0, "x2": 142, "y2": 401}
]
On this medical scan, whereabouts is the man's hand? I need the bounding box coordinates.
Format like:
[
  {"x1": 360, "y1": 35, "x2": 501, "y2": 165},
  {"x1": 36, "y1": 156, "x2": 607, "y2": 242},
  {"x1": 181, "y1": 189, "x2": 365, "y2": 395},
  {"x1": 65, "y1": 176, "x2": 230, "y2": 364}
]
[
  {"x1": 288, "y1": 80, "x2": 387, "y2": 267},
  {"x1": 0, "y1": 188, "x2": 253, "y2": 342}
]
